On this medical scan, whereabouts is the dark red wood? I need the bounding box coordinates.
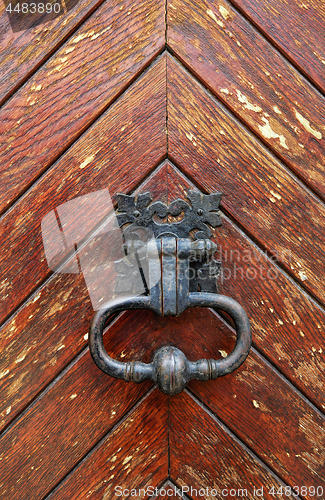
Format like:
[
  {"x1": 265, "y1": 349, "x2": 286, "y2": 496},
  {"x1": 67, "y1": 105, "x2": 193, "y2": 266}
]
[
  {"x1": 0, "y1": 0, "x2": 165, "y2": 214},
  {"x1": 0, "y1": 0, "x2": 103, "y2": 105},
  {"x1": 0, "y1": 330, "x2": 167, "y2": 499},
  {"x1": 167, "y1": 0, "x2": 325, "y2": 199},
  {"x1": 231, "y1": 0, "x2": 325, "y2": 94},
  {"x1": 0, "y1": 56, "x2": 166, "y2": 326},
  {"x1": 170, "y1": 391, "x2": 296, "y2": 500},
  {"x1": 167, "y1": 55, "x2": 325, "y2": 308},
  {"x1": 165, "y1": 162, "x2": 325, "y2": 411},
  {"x1": 1, "y1": 1, "x2": 325, "y2": 497}
]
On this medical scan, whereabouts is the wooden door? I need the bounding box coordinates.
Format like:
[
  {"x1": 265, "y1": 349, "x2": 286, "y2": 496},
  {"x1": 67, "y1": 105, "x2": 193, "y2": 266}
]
[{"x1": 1, "y1": 1, "x2": 325, "y2": 499}]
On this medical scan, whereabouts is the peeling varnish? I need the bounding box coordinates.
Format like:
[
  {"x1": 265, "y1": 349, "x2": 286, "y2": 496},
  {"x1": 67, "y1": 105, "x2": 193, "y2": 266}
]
[
  {"x1": 185, "y1": 132, "x2": 197, "y2": 146},
  {"x1": 70, "y1": 393, "x2": 77, "y2": 400},
  {"x1": 79, "y1": 154, "x2": 96, "y2": 169},
  {"x1": 219, "y1": 5, "x2": 230, "y2": 20},
  {"x1": 206, "y1": 8, "x2": 225, "y2": 28},
  {"x1": 236, "y1": 90, "x2": 262, "y2": 113},
  {"x1": 259, "y1": 117, "x2": 289, "y2": 149},
  {"x1": 269, "y1": 190, "x2": 282, "y2": 203},
  {"x1": 218, "y1": 350, "x2": 228, "y2": 358},
  {"x1": 295, "y1": 110, "x2": 322, "y2": 140},
  {"x1": 298, "y1": 270, "x2": 308, "y2": 281},
  {"x1": 0, "y1": 369, "x2": 9, "y2": 380},
  {"x1": 122, "y1": 455, "x2": 133, "y2": 465}
]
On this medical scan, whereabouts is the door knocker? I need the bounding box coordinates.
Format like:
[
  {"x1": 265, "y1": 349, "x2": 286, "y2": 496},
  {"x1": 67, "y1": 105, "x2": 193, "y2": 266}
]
[{"x1": 89, "y1": 191, "x2": 252, "y2": 395}]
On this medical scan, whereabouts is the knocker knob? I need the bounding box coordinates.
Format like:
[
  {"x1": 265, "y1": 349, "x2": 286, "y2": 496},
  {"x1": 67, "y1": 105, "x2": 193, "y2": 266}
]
[{"x1": 152, "y1": 346, "x2": 190, "y2": 396}]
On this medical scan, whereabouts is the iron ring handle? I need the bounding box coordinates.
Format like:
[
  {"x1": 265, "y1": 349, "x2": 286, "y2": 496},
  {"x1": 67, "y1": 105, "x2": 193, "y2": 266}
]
[{"x1": 89, "y1": 294, "x2": 251, "y2": 395}]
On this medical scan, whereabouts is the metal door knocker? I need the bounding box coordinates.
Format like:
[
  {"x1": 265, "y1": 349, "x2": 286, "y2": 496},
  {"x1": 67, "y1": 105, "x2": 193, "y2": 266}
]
[{"x1": 88, "y1": 190, "x2": 251, "y2": 395}]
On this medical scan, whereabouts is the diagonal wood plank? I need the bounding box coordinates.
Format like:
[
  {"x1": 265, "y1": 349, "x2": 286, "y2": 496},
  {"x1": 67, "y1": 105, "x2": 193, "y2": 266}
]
[
  {"x1": 0, "y1": 0, "x2": 164, "y2": 214},
  {"x1": 165, "y1": 162, "x2": 325, "y2": 410},
  {"x1": 47, "y1": 390, "x2": 168, "y2": 500},
  {"x1": 167, "y1": 55, "x2": 325, "y2": 308},
  {"x1": 0, "y1": 307, "x2": 168, "y2": 499},
  {"x1": 170, "y1": 391, "x2": 295, "y2": 500},
  {"x1": 162, "y1": 162, "x2": 325, "y2": 493},
  {"x1": 231, "y1": 0, "x2": 325, "y2": 94},
  {"x1": 0, "y1": 55, "x2": 166, "y2": 327},
  {"x1": 167, "y1": 0, "x2": 325, "y2": 199},
  {"x1": 0, "y1": 0, "x2": 104, "y2": 105},
  {"x1": 151, "y1": 481, "x2": 187, "y2": 499},
  {"x1": 0, "y1": 389, "x2": 168, "y2": 500}
]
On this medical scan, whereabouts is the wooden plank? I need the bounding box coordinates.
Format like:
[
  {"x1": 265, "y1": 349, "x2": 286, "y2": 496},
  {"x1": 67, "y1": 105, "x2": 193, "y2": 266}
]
[
  {"x1": 0, "y1": 351, "x2": 166, "y2": 498},
  {"x1": 0, "y1": 56, "x2": 166, "y2": 325},
  {"x1": 47, "y1": 391, "x2": 168, "y2": 500},
  {"x1": 170, "y1": 391, "x2": 296, "y2": 500},
  {"x1": 0, "y1": 0, "x2": 165, "y2": 214},
  {"x1": 153, "y1": 482, "x2": 185, "y2": 499},
  {"x1": 231, "y1": 0, "x2": 325, "y2": 94},
  {"x1": 167, "y1": 55, "x2": 325, "y2": 308},
  {"x1": 169, "y1": 308, "x2": 325, "y2": 494},
  {"x1": 0, "y1": 162, "x2": 169, "y2": 432},
  {"x1": 47, "y1": 390, "x2": 168, "y2": 500},
  {"x1": 167, "y1": 0, "x2": 325, "y2": 199},
  {"x1": 163, "y1": 163, "x2": 325, "y2": 494},
  {"x1": 0, "y1": 0, "x2": 103, "y2": 105},
  {"x1": 166, "y1": 162, "x2": 325, "y2": 410}
]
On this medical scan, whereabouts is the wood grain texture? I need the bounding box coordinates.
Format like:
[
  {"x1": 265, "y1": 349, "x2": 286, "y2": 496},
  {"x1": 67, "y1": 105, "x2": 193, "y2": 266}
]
[
  {"x1": 159, "y1": 166, "x2": 325, "y2": 496},
  {"x1": 0, "y1": 56, "x2": 166, "y2": 325},
  {"x1": 0, "y1": 0, "x2": 165, "y2": 214},
  {"x1": 165, "y1": 161, "x2": 325, "y2": 411},
  {"x1": 167, "y1": 0, "x2": 325, "y2": 199},
  {"x1": 0, "y1": 330, "x2": 167, "y2": 499},
  {"x1": 231, "y1": 0, "x2": 325, "y2": 93},
  {"x1": 167, "y1": 55, "x2": 325, "y2": 307},
  {"x1": 47, "y1": 390, "x2": 168, "y2": 500},
  {"x1": 170, "y1": 391, "x2": 296, "y2": 499},
  {"x1": 0, "y1": 0, "x2": 103, "y2": 105},
  {"x1": 168, "y1": 307, "x2": 325, "y2": 494},
  {"x1": 0, "y1": 164, "x2": 173, "y2": 433},
  {"x1": 153, "y1": 482, "x2": 185, "y2": 499}
]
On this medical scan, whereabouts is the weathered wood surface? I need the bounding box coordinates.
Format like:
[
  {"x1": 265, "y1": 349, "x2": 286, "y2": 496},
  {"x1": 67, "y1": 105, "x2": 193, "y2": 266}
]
[
  {"x1": 167, "y1": 55, "x2": 325, "y2": 308},
  {"x1": 1, "y1": 0, "x2": 325, "y2": 497},
  {"x1": 167, "y1": 0, "x2": 325, "y2": 199},
  {"x1": 0, "y1": 332, "x2": 166, "y2": 499},
  {"x1": 0, "y1": 0, "x2": 164, "y2": 214},
  {"x1": 162, "y1": 167, "x2": 325, "y2": 495},
  {"x1": 231, "y1": 0, "x2": 325, "y2": 93},
  {"x1": 0, "y1": 160, "x2": 169, "y2": 433},
  {"x1": 47, "y1": 390, "x2": 168, "y2": 500},
  {"x1": 166, "y1": 162, "x2": 325, "y2": 411},
  {"x1": 170, "y1": 391, "x2": 297, "y2": 500},
  {"x1": 153, "y1": 482, "x2": 184, "y2": 499},
  {"x1": 0, "y1": 56, "x2": 166, "y2": 326},
  {"x1": 0, "y1": 0, "x2": 103, "y2": 105},
  {"x1": 167, "y1": 306, "x2": 325, "y2": 493}
]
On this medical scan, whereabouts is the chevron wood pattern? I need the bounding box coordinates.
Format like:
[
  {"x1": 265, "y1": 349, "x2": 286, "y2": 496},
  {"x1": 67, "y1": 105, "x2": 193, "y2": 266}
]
[{"x1": 1, "y1": 2, "x2": 325, "y2": 499}]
